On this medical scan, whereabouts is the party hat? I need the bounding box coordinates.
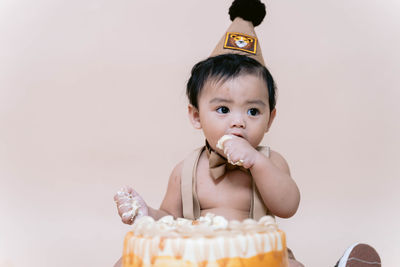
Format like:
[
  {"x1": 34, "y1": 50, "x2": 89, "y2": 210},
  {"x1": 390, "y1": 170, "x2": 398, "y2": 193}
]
[{"x1": 210, "y1": 0, "x2": 267, "y2": 65}]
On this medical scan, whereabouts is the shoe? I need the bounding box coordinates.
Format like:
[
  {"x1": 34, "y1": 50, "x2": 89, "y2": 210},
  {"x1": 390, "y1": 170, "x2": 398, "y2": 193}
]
[{"x1": 335, "y1": 243, "x2": 381, "y2": 267}]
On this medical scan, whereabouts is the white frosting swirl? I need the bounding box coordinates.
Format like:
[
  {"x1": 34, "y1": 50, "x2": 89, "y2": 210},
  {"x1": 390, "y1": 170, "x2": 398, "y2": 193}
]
[{"x1": 131, "y1": 213, "x2": 277, "y2": 237}]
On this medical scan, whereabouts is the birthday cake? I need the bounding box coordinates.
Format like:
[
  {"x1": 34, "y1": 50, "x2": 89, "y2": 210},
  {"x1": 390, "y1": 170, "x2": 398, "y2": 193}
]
[{"x1": 122, "y1": 213, "x2": 288, "y2": 267}]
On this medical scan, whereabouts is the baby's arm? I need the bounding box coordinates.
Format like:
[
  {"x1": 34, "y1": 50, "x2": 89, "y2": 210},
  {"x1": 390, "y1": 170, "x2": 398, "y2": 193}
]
[
  {"x1": 250, "y1": 150, "x2": 300, "y2": 218},
  {"x1": 221, "y1": 135, "x2": 300, "y2": 218},
  {"x1": 158, "y1": 161, "x2": 183, "y2": 218},
  {"x1": 114, "y1": 161, "x2": 183, "y2": 224}
]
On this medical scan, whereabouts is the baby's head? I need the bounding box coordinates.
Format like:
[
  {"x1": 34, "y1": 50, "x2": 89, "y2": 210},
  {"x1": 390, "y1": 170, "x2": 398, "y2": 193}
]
[{"x1": 187, "y1": 53, "x2": 277, "y2": 151}]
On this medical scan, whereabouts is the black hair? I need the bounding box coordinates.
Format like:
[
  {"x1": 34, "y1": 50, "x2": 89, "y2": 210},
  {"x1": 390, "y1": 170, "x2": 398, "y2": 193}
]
[{"x1": 186, "y1": 53, "x2": 277, "y2": 112}]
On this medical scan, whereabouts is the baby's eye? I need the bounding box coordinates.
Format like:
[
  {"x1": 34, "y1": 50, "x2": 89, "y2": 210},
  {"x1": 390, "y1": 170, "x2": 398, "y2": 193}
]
[
  {"x1": 247, "y1": 108, "x2": 260, "y2": 116},
  {"x1": 216, "y1": 106, "x2": 230, "y2": 114}
]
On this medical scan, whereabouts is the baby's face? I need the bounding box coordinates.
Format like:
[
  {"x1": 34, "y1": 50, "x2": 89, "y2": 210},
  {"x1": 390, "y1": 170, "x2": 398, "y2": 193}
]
[{"x1": 190, "y1": 73, "x2": 275, "y2": 151}]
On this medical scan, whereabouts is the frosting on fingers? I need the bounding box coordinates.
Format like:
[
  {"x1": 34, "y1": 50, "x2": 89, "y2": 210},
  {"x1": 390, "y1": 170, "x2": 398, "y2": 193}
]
[
  {"x1": 122, "y1": 198, "x2": 141, "y2": 221},
  {"x1": 118, "y1": 192, "x2": 142, "y2": 222},
  {"x1": 219, "y1": 135, "x2": 245, "y2": 166},
  {"x1": 216, "y1": 135, "x2": 233, "y2": 150},
  {"x1": 231, "y1": 159, "x2": 244, "y2": 166}
]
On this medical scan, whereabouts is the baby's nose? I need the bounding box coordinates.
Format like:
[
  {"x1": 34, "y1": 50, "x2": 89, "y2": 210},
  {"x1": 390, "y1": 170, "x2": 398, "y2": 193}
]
[{"x1": 230, "y1": 114, "x2": 245, "y2": 128}]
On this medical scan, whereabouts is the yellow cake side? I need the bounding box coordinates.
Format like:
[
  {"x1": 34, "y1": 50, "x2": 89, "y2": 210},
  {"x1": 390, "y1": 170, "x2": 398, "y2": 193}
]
[{"x1": 123, "y1": 251, "x2": 288, "y2": 267}]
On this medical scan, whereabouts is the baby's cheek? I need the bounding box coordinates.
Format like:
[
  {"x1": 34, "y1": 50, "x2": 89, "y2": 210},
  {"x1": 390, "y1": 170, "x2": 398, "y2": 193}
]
[{"x1": 249, "y1": 134, "x2": 264, "y2": 148}]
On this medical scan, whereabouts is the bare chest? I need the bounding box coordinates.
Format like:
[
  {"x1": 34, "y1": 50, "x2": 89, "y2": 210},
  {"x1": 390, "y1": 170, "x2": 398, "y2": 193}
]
[{"x1": 195, "y1": 152, "x2": 252, "y2": 213}]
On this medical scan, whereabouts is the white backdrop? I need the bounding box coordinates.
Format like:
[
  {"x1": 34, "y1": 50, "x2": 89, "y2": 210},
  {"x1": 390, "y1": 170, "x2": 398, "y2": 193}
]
[{"x1": 1, "y1": 0, "x2": 399, "y2": 266}]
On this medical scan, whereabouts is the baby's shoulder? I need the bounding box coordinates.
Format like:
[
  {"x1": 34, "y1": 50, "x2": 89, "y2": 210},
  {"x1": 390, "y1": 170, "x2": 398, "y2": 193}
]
[
  {"x1": 267, "y1": 149, "x2": 291, "y2": 175},
  {"x1": 169, "y1": 160, "x2": 184, "y2": 184}
]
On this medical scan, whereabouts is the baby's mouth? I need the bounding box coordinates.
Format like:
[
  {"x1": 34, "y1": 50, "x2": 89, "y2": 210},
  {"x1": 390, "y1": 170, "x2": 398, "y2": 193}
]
[{"x1": 230, "y1": 133, "x2": 244, "y2": 138}]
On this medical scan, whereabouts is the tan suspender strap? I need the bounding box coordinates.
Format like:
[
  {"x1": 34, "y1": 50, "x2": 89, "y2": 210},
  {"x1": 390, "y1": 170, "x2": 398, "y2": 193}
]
[
  {"x1": 252, "y1": 182, "x2": 269, "y2": 220},
  {"x1": 251, "y1": 146, "x2": 272, "y2": 220},
  {"x1": 181, "y1": 147, "x2": 204, "y2": 220}
]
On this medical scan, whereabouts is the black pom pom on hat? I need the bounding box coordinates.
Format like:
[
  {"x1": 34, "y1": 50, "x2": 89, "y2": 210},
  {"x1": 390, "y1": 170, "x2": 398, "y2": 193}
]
[{"x1": 229, "y1": 0, "x2": 266, "y2": 27}]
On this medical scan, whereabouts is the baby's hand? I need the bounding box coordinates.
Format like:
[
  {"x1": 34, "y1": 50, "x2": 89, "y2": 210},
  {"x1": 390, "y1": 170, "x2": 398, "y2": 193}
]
[
  {"x1": 113, "y1": 186, "x2": 148, "y2": 225},
  {"x1": 218, "y1": 135, "x2": 259, "y2": 169}
]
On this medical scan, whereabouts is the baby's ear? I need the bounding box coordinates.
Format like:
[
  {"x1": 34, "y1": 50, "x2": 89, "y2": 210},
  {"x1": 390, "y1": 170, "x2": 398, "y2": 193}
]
[
  {"x1": 265, "y1": 108, "x2": 276, "y2": 133},
  {"x1": 188, "y1": 105, "x2": 202, "y2": 129}
]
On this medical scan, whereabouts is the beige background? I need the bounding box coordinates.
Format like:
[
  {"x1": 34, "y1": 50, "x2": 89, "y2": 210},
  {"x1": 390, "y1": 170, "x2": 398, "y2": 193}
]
[{"x1": 1, "y1": 0, "x2": 399, "y2": 266}]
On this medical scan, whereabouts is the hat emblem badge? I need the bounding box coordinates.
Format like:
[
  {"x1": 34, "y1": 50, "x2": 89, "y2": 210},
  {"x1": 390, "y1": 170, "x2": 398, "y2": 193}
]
[{"x1": 223, "y1": 32, "x2": 257, "y2": 54}]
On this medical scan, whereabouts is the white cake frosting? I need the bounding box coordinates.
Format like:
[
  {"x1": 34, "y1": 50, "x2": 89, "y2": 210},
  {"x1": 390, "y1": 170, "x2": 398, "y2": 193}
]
[
  {"x1": 216, "y1": 135, "x2": 233, "y2": 150},
  {"x1": 124, "y1": 213, "x2": 285, "y2": 266}
]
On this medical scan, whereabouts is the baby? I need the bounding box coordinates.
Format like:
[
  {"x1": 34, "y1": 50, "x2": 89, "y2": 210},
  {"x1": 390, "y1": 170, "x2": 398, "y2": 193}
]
[
  {"x1": 114, "y1": 0, "x2": 303, "y2": 265},
  {"x1": 115, "y1": 53, "x2": 300, "y2": 222},
  {"x1": 114, "y1": 53, "x2": 303, "y2": 267}
]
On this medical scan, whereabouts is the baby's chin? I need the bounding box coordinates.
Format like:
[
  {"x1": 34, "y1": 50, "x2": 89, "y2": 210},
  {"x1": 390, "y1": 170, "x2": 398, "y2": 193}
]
[
  {"x1": 204, "y1": 139, "x2": 223, "y2": 154},
  {"x1": 207, "y1": 141, "x2": 222, "y2": 153}
]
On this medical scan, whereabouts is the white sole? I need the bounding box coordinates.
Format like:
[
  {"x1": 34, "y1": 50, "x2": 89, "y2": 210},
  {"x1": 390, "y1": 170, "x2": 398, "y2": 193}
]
[
  {"x1": 338, "y1": 243, "x2": 381, "y2": 266},
  {"x1": 338, "y1": 242, "x2": 361, "y2": 267}
]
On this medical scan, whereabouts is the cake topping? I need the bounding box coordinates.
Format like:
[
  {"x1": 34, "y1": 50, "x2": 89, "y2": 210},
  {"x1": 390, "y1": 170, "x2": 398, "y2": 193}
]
[
  {"x1": 124, "y1": 214, "x2": 286, "y2": 265},
  {"x1": 131, "y1": 213, "x2": 278, "y2": 237}
]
